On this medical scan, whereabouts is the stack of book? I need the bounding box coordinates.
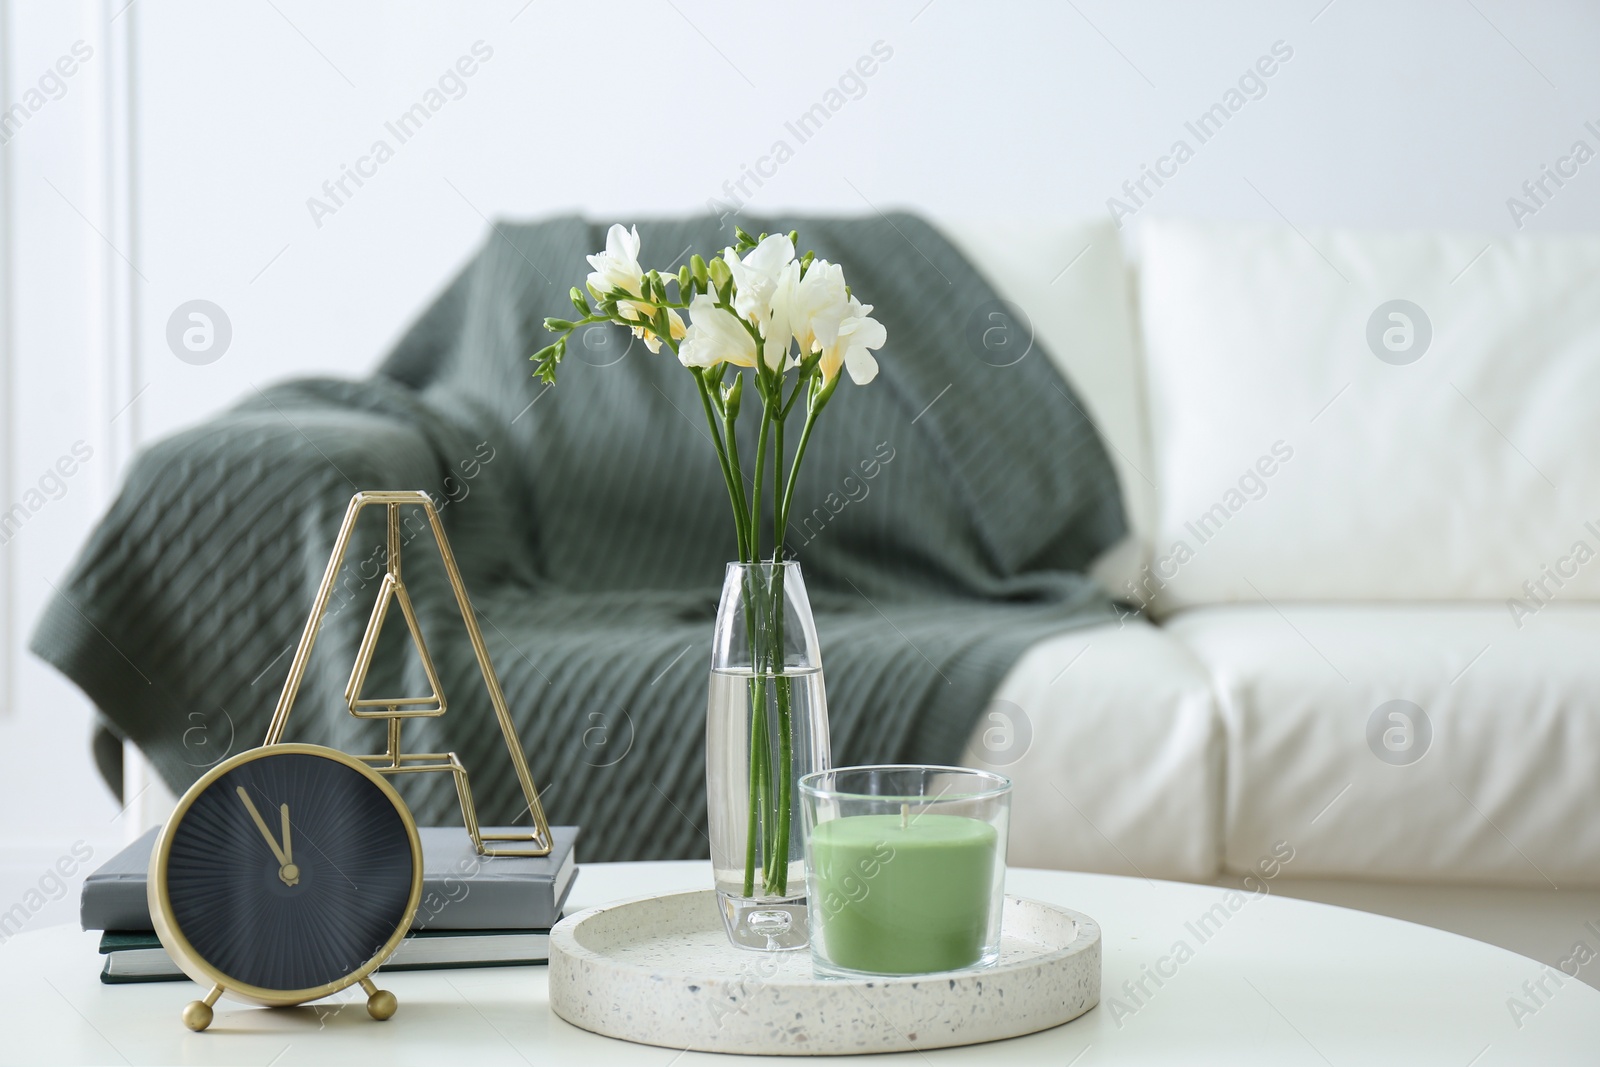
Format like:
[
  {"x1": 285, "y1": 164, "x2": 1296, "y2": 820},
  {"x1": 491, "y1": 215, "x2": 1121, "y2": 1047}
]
[{"x1": 81, "y1": 825, "x2": 579, "y2": 983}]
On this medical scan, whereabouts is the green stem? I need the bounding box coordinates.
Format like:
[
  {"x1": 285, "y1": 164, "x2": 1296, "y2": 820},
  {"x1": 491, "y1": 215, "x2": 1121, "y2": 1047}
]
[
  {"x1": 693, "y1": 372, "x2": 750, "y2": 561},
  {"x1": 749, "y1": 403, "x2": 770, "y2": 561},
  {"x1": 705, "y1": 370, "x2": 760, "y2": 896},
  {"x1": 776, "y1": 395, "x2": 827, "y2": 545},
  {"x1": 604, "y1": 290, "x2": 692, "y2": 313},
  {"x1": 723, "y1": 399, "x2": 751, "y2": 559},
  {"x1": 767, "y1": 574, "x2": 794, "y2": 893},
  {"x1": 779, "y1": 366, "x2": 813, "y2": 421},
  {"x1": 772, "y1": 417, "x2": 785, "y2": 559},
  {"x1": 744, "y1": 661, "x2": 769, "y2": 896},
  {"x1": 763, "y1": 388, "x2": 833, "y2": 894},
  {"x1": 769, "y1": 687, "x2": 793, "y2": 891},
  {"x1": 744, "y1": 562, "x2": 779, "y2": 897},
  {"x1": 746, "y1": 403, "x2": 772, "y2": 893},
  {"x1": 765, "y1": 414, "x2": 789, "y2": 892}
]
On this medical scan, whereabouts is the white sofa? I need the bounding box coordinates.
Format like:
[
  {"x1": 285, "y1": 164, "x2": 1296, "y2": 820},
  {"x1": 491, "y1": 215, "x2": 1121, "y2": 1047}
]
[{"x1": 944, "y1": 217, "x2": 1600, "y2": 984}]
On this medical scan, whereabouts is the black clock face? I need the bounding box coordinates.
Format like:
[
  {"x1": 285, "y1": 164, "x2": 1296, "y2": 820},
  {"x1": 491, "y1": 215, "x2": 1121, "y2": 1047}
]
[{"x1": 163, "y1": 750, "x2": 417, "y2": 993}]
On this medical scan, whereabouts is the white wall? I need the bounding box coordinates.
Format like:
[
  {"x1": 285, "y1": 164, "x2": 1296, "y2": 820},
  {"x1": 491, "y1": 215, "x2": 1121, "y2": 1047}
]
[
  {"x1": 1, "y1": 0, "x2": 137, "y2": 934},
  {"x1": 2, "y1": 0, "x2": 1598, "y2": 931}
]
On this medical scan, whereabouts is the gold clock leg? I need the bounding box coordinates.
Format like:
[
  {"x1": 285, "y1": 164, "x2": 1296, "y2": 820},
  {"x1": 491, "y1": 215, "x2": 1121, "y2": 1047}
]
[
  {"x1": 360, "y1": 977, "x2": 397, "y2": 1021},
  {"x1": 183, "y1": 984, "x2": 223, "y2": 1031}
]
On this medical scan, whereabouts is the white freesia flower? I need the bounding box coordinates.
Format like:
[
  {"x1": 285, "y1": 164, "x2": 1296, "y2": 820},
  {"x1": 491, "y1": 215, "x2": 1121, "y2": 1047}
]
[
  {"x1": 722, "y1": 234, "x2": 794, "y2": 327},
  {"x1": 585, "y1": 223, "x2": 683, "y2": 353},
  {"x1": 586, "y1": 223, "x2": 648, "y2": 316},
  {"x1": 772, "y1": 259, "x2": 848, "y2": 359},
  {"x1": 818, "y1": 296, "x2": 886, "y2": 385},
  {"x1": 679, "y1": 293, "x2": 758, "y2": 370}
]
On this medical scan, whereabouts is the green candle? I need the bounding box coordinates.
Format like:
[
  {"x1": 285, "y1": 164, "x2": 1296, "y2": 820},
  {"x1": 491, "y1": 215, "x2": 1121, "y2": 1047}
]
[{"x1": 808, "y1": 812, "x2": 1000, "y2": 974}]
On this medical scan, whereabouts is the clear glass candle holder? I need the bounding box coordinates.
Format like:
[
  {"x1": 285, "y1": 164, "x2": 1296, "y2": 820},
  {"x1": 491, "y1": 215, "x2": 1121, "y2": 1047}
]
[{"x1": 800, "y1": 765, "x2": 1010, "y2": 977}]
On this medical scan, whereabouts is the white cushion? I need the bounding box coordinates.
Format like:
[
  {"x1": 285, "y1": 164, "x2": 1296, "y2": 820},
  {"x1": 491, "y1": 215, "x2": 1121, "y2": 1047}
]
[
  {"x1": 960, "y1": 616, "x2": 1222, "y2": 881},
  {"x1": 939, "y1": 219, "x2": 1151, "y2": 592},
  {"x1": 1138, "y1": 218, "x2": 1600, "y2": 607},
  {"x1": 1167, "y1": 604, "x2": 1600, "y2": 887}
]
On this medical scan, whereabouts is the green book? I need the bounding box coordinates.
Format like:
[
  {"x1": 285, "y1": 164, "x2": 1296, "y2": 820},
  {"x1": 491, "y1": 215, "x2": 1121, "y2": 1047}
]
[{"x1": 98, "y1": 927, "x2": 554, "y2": 984}]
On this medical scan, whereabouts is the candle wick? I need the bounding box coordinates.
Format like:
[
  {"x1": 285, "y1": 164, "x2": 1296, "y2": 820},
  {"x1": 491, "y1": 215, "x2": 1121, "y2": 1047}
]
[{"x1": 901, "y1": 802, "x2": 909, "y2": 829}]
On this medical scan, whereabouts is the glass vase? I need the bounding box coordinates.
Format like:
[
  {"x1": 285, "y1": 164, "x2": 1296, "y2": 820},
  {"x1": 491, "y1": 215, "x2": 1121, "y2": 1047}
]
[{"x1": 706, "y1": 561, "x2": 831, "y2": 951}]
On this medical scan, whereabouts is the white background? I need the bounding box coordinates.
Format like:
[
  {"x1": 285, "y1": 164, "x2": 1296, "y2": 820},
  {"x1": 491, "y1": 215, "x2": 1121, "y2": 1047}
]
[{"x1": 2, "y1": 0, "x2": 1598, "y2": 930}]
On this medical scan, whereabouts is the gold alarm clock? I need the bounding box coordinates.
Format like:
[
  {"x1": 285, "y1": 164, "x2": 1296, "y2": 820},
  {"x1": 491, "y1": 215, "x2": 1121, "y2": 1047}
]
[{"x1": 149, "y1": 744, "x2": 422, "y2": 1031}]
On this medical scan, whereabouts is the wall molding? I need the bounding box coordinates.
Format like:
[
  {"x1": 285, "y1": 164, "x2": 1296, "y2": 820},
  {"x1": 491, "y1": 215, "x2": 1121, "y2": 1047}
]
[
  {"x1": 98, "y1": 0, "x2": 156, "y2": 834},
  {"x1": 97, "y1": 0, "x2": 139, "y2": 491},
  {"x1": 0, "y1": 0, "x2": 14, "y2": 718}
]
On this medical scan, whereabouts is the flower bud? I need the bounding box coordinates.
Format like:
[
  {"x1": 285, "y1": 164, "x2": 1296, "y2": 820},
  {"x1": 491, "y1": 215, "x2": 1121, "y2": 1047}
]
[
  {"x1": 816, "y1": 369, "x2": 842, "y2": 407},
  {"x1": 723, "y1": 372, "x2": 743, "y2": 418},
  {"x1": 708, "y1": 255, "x2": 732, "y2": 293},
  {"x1": 679, "y1": 265, "x2": 692, "y2": 294},
  {"x1": 544, "y1": 317, "x2": 574, "y2": 333},
  {"x1": 569, "y1": 287, "x2": 589, "y2": 316},
  {"x1": 690, "y1": 254, "x2": 709, "y2": 291}
]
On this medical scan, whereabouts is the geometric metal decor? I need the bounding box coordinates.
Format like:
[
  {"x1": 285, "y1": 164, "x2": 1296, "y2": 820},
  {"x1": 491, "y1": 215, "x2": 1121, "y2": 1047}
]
[{"x1": 262, "y1": 489, "x2": 553, "y2": 856}]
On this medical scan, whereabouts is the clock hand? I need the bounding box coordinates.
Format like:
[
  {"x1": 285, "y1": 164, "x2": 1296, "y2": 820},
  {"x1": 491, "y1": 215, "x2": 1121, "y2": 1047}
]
[
  {"x1": 237, "y1": 787, "x2": 299, "y2": 884},
  {"x1": 277, "y1": 803, "x2": 300, "y2": 886},
  {"x1": 236, "y1": 787, "x2": 289, "y2": 865},
  {"x1": 280, "y1": 803, "x2": 292, "y2": 864}
]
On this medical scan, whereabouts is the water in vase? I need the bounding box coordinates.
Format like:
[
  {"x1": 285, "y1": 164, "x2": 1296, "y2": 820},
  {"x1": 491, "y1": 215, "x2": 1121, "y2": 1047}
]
[{"x1": 706, "y1": 664, "x2": 830, "y2": 951}]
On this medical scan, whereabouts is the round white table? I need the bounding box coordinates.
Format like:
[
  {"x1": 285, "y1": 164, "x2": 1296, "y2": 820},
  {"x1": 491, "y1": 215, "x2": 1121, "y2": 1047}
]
[{"x1": 3, "y1": 861, "x2": 1597, "y2": 1064}]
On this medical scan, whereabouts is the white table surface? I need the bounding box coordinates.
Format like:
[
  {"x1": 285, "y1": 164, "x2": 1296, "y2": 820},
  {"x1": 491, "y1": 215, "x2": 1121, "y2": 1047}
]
[{"x1": 3, "y1": 861, "x2": 1597, "y2": 1065}]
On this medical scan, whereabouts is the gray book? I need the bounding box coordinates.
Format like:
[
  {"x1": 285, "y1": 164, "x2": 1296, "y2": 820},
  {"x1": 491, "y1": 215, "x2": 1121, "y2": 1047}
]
[{"x1": 81, "y1": 825, "x2": 579, "y2": 932}]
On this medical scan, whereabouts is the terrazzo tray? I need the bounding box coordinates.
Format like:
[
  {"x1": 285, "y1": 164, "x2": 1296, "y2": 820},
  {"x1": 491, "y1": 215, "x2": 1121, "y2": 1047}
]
[{"x1": 548, "y1": 889, "x2": 1100, "y2": 1056}]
